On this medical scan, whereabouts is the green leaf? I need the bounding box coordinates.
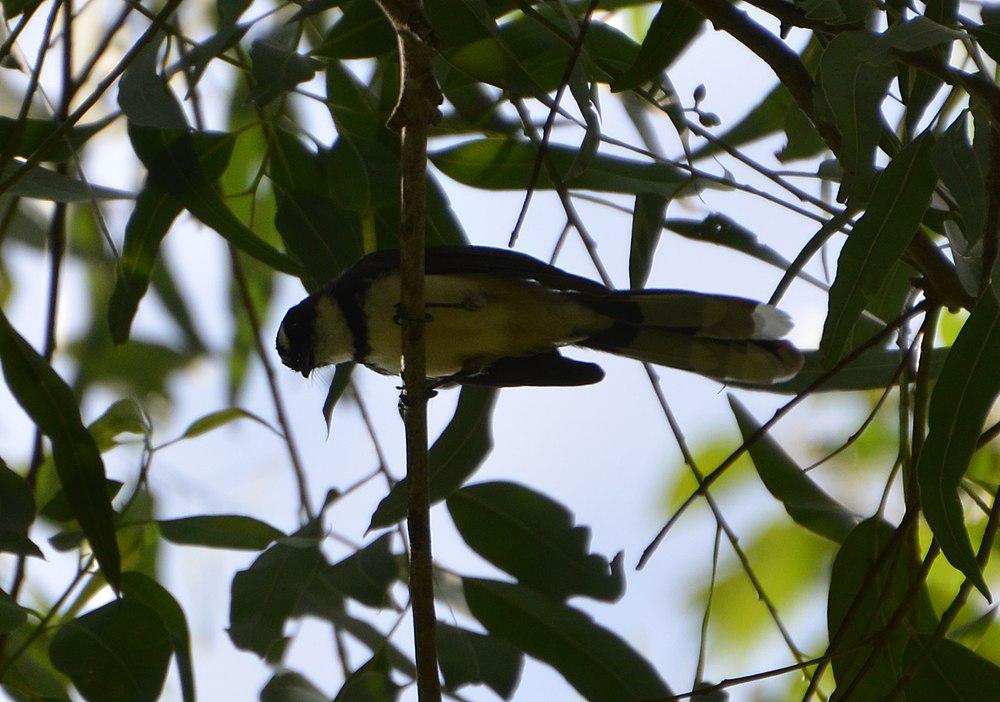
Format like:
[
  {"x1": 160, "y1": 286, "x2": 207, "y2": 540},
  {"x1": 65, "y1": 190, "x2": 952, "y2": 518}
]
[
  {"x1": 261, "y1": 672, "x2": 328, "y2": 702},
  {"x1": 1, "y1": 0, "x2": 44, "y2": 18},
  {"x1": 449, "y1": 481, "x2": 625, "y2": 602},
  {"x1": 971, "y1": 11, "x2": 1000, "y2": 64},
  {"x1": 87, "y1": 399, "x2": 146, "y2": 451},
  {"x1": 896, "y1": 10, "x2": 960, "y2": 135},
  {"x1": 0, "y1": 161, "x2": 133, "y2": 202},
  {"x1": 174, "y1": 407, "x2": 279, "y2": 441},
  {"x1": 313, "y1": 534, "x2": 398, "y2": 609},
  {"x1": 1, "y1": 627, "x2": 71, "y2": 701},
  {"x1": 932, "y1": 112, "x2": 987, "y2": 294},
  {"x1": 228, "y1": 539, "x2": 325, "y2": 657},
  {"x1": 127, "y1": 125, "x2": 301, "y2": 275},
  {"x1": 917, "y1": 292, "x2": 999, "y2": 600},
  {"x1": 0, "y1": 458, "x2": 35, "y2": 538},
  {"x1": 728, "y1": 396, "x2": 859, "y2": 542},
  {"x1": 369, "y1": 387, "x2": 497, "y2": 530},
  {"x1": 273, "y1": 191, "x2": 362, "y2": 290},
  {"x1": 120, "y1": 572, "x2": 195, "y2": 702},
  {"x1": 821, "y1": 135, "x2": 938, "y2": 362},
  {"x1": 432, "y1": 138, "x2": 689, "y2": 196},
  {"x1": 0, "y1": 311, "x2": 121, "y2": 590},
  {"x1": 40, "y1": 479, "x2": 123, "y2": 522},
  {"x1": 333, "y1": 650, "x2": 400, "y2": 702},
  {"x1": 250, "y1": 36, "x2": 323, "y2": 107},
  {"x1": 109, "y1": 131, "x2": 234, "y2": 344},
  {"x1": 827, "y1": 518, "x2": 937, "y2": 699},
  {"x1": 157, "y1": 515, "x2": 286, "y2": 551},
  {"x1": 437, "y1": 622, "x2": 523, "y2": 699},
  {"x1": 612, "y1": 0, "x2": 703, "y2": 91},
  {"x1": 0, "y1": 587, "x2": 27, "y2": 633},
  {"x1": 816, "y1": 31, "x2": 896, "y2": 203},
  {"x1": 901, "y1": 637, "x2": 1000, "y2": 700},
  {"x1": 49, "y1": 599, "x2": 171, "y2": 702},
  {"x1": 691, "y1": 39, "x2": 821, "y2": 162},
  {"x1": 323, "y1": 362, "x2": 355, "y2": 432},
  {"x1": 324, "y1": 60, "x2": 386, "y2": 141},
  {"x1": 733, "y1": 346, "x2": 947, "y2": 394},
  {"x1": 464, "y1": 579, "x2": 671, "y2": 701},
  {"x1": 117, "y1": 40, "x2": 187, "y2": 130},
  {"x1": 0, "y1": 116, "x2": 111, "y2": 162},
  {"x1": 629, "y1": 193, "x2": 668, "y2": 288}
]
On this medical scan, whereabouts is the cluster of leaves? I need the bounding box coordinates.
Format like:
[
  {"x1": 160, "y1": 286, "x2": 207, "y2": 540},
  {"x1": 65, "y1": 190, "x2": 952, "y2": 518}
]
[{"x1": 0, "y1": 0, "x2": 998, "y2": 700}]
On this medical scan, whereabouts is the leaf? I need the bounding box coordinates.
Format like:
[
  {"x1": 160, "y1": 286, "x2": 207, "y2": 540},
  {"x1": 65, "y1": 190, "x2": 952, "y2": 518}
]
[
  {"x1": 228, "y1": 539, "x2": 325, "y2": 657},
  {"x1": 175, "y1": 407, "x2": 278, "y2": 441},
  {"x1": 932, "y1": 112, "x2": 987, "y2": 294},
  {"x1": 821, "y1": 135, "x2": 938, "y2": 362},
  {"x1": 0, "y1": 587, "x2": 27, "y2": 633},
  {"x1": 728, "y1": 396, "x2": 859, "y2": 542},
  {"x1": 0, "y1": 161, "x2": 133, "y2": 202},
  {"x1": 0, "y1": 311, "x2": 121, "y2": 590},
  {"x1": 0, "y1": 458, "x2": 35, "y2": 538},
  {"x1": 464, "y1": 579, "x2": 672, "y2": 701},
  {"x1": 0, "y1": 116, "x2": 111, "y2": 162},
  {"x1": 629, "y1": 193, "x2": 668, "y2": 288},
  {"x1": 894, "y1": 11, "x2": 960, "y2": 135},
  {"x1": 448, "y1": 481, "x2": 625, "y2": 602},
  {"x1": 437, "y1": 623, "x2": 523, "y2": 699},
  {"x1": 119, "y1": 572, "x2": 195, "y2": 702},
  {"x1": 369, "y1": 387, "x2": 497, "y2": 530},
  {"x1": 1, "y1": 627, "x2": 72, "y2": 701},
  {"x1": 250, "y1": 36, "x2": 323, "y2": 106},
  {"x1": 971, "y1": 13, "x2": 1000, "y2": 64},
  {"x1": 432, "y1": 137, "x2": 689, "y2": 196},
  {"x1": 691, "y1": 38, "x2": 822, "y2": 161},
  {"x1": 733, "y1": 346, "x2": 947, "y2": 394},
  {"x1": 313, "y1": 534, "x2": 398, "y2": 609},
  {"x1": 261, "y1": 672, "x2": 328, "y2": 702},
  {"x1": 323, "y1": 362, "x2": 355, "y2": 433},
  {"x1": 158, "y1": 515, "x2": 286, "y2": 551},
  {"x1": 87, "y1": 399, "x2": 146, "y2": 451},
  {"x1": 901, "y1": 637, "x2": 1000, "y2": 700},
  {"x1": 117, "y1": 40, "x2": 187, "y2": 130},
  {"x1": 612, "y1": 0, "x2": 704, "y2": 90},
  {"x1": 917, "y1": 292, "x2": 999, "y2": 600},
  {"x1": 816, "y1": 31, "x2": 896, "y2": 203},
  {"x1": 127, "y1": 125, "x2": 301, "y2": 276},
  {"x1": 109, "y1": 131, "x2": 234, "y2": 344},
  {"x1": 40, "y1": 479, "x2": 123, "y2": 522},
  {"x1": 827, "y1": 518, "x2": 937, "y2": 699},
  {"x1": 49, "y1": 599, "x2": 171, "y2": 702},
  {"x1": 333, "y1": 650, "x2": 400, "y2": 701}
]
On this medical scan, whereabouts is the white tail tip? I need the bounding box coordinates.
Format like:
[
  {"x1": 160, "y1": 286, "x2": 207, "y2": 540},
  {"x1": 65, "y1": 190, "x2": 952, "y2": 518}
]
[{"x1": 751, "y1": 304, "x2": 794, "y2": 340}]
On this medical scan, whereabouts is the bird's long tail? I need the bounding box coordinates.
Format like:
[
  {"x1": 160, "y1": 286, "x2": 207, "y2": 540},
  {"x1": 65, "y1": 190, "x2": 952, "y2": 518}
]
[{"x1": 577, "y1": 290, "x2": 803, "y2": 384}]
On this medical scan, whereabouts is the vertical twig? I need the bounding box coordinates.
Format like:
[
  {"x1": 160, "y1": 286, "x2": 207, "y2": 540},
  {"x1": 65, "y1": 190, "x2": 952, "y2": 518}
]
[{"x1": 371, "y1": 1, "x2": 443, "y2": 698}]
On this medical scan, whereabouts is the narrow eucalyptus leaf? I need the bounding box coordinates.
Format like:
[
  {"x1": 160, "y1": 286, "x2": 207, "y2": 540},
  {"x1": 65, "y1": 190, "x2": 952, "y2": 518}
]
[{"x1": 158, "y1": 514, "x2": 285, "y2": 551}]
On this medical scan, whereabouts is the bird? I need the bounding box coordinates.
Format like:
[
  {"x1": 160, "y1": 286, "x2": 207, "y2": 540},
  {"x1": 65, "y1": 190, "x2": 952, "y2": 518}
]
[{"x1": 276, "y1": 245, "x2": 803, "y2": 388}]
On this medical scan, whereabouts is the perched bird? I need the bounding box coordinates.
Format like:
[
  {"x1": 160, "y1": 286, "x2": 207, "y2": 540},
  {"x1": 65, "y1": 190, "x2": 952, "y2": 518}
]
[{"x1": 276, "y1": 246, "x2": 803, "y2": 388}]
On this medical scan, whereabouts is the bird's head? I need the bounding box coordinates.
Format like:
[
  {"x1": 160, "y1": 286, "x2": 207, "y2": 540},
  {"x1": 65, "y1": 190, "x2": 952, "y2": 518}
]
[{"x1": 276, "y1": 294, "x2": 353, "y2": 378}]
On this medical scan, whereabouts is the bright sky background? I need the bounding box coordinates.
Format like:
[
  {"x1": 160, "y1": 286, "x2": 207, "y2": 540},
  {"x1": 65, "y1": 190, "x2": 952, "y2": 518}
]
[{"x1": 0, "y1": 2, "x2": 913, "y2": 700}]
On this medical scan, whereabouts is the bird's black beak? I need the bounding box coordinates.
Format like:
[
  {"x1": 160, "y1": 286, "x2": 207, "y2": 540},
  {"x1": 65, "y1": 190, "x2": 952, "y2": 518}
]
[{"x1": 300, "y1": 367, "x2": 311, "y2": 379}]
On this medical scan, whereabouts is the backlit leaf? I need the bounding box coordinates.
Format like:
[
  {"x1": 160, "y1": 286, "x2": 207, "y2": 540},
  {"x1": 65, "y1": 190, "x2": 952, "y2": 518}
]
[{"x1": 158, "y1": 514, "x2": 285, "y2": 551}]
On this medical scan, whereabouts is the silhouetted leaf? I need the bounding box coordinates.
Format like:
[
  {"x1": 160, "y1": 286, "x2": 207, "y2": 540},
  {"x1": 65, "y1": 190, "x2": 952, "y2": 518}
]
[
  {"x1": 333, "y1": 650, "x2": 399, "y2": 701},
  {"x1": 250, "y1": 36, "x2": 323, "y2": 106},
  {"x1": 971, "y1": 6, "x2": 1000, "y2": 63},
  {"x1": 728, "y1": 396, "x2": 859, "y2": 542},
  {"x1": 432, "y1": 138, "x2": 689, "y2": 196},
  {"x1": 323, "y1": 362, "x2": 355, "y2": 432},
  {"x1": 120, "y1": 572, "x2": 194, "y2": 702},
  {"x1": 158, "y1": 515, "x2": 286, "y2": 551},
  {"x1": 109, "y1": 131, "x2": 234, "y2": 343},
  {"x1": 901, "y1": 637, "x2": 1000, "y2": 700},
  {"x1": 0, "y1": 116, "x2": 112, "y2": 162},
  {"x1": 0, "y1": 458, "x2": 35, "y2": 542},
  {"x1": 0, "y1": 162, "x2": 133, "y2": 202},
  {"x1": 117, "y1": 40, "x2": 187, "y2": 130},
  {"x1": 612, "y1": 0, "x2": 703, "y2": 91},
  {"x1": 438, "y1": 622, "x2": 523, "y2": 699},
  {"x1": 49, "y1": 599, "x2": 171, "y2": 702},
  {"x1": 261, "y1": 671, "x2": 328, "y2": 702},
  {"x1": 464, "y1": 579, "x2": 671, "y2": 701},
  {"x1": 229, "y1": 539, "x2": 325, "y2": 657},
  {"x1": 316, "y1": 534, "x2": 398, "y2": 608},
  {"x1": 0, "y1": 587, "x2": 27, "y2": 633},
  {"x1": 828, "y1": 518, "x2": 937, "y2": 699},
  {"x1": 174, "y1": 408, "x2": 279, "y2": 441},
  {"x1": 449, "y1": 481, "x2": 625, "y2": 601},
  {"x1": 0, "y1": 311, "x2": 120, "y2": 589},
  {"x1": 918, "y1": 292, "x2": 998, "y2": 600},
  {"x1": 127, "y1": 125, "x2": 301, "y2": 275},
  {"x1": 821, "y1": 135, "x2": 937, "y2": 362},
  {"x1": 41, "y1": 479, "x2": 123, "y2": 522},
  {"x1": 369, "y1": 387, "x2": 497, "y2": 529},
  {"x1": 629, "y1": 193, "x2": 668, "y2": 288}
]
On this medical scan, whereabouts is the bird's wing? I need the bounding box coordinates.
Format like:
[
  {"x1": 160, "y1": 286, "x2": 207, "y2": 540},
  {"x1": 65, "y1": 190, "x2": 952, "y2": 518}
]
[
  {"x1": 459, "y1": 351, "x2": 605, "y2": 387},
  {"x1": 335, "y1": 246, "x2": 609, "y2": 295}
]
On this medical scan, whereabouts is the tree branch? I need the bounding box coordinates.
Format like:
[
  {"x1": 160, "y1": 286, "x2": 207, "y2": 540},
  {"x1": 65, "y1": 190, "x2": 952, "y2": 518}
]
[{"x1": 371, "y1": 1, "x2": 443, "y2": 699}]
